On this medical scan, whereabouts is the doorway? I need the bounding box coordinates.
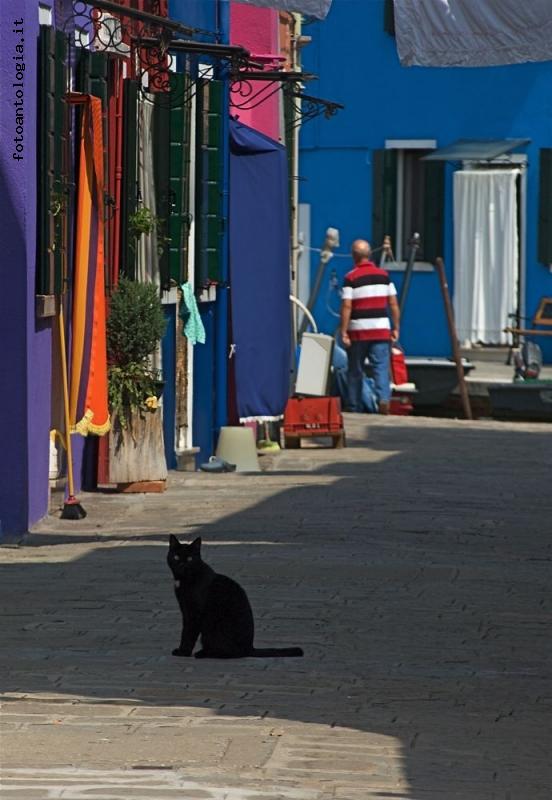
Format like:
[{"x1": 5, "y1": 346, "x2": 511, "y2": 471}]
[{"x1": 453, "y1": 165, "x2": 525, "y2": 346}]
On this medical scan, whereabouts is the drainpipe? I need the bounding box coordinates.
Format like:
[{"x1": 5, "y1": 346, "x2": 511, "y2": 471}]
[{"x1": 214, "y1": 0, "x2": 230, "y2": 436}]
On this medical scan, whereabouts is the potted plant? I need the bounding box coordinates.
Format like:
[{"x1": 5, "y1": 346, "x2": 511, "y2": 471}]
[
  {"x1": 128, "y1": 206, "x2": 171, "y2": 256},
  {"x1": 106, "y1": 278, "x2": 168, "y2": 491}
]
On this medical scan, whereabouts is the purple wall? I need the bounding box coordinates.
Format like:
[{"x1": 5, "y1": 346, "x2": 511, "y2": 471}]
[{"x1": 0, "y1": 0, "x2": 52, "y2": 540}]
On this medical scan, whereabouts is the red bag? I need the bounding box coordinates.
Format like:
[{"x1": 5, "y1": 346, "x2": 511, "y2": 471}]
[{"x1": 391, "y1": 344, "x2": 408, "y2": 385}]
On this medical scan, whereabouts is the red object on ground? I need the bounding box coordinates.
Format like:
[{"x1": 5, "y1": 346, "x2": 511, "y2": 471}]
[
  {"x1": 391, "y1": 345, "x2": 409, "y2": 385},
  {"x1": 390, "y1": 393, "x2": 414, "y2": 415},
  {"x1": 284, "y1": 396, "x2": 345, "y2": 447}
]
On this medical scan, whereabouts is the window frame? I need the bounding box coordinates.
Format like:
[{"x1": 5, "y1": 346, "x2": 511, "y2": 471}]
[{"x1": 377, "y1": 139, "x2": 440, "y2": 271}]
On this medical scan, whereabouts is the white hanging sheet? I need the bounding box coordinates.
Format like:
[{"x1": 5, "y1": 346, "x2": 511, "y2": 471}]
[
  {"x1": 453, "y1": 169, "x2": 519, "y2": 345},
  {"x1": 393, "y1": 0, "x2": 552, "y2": 67}
]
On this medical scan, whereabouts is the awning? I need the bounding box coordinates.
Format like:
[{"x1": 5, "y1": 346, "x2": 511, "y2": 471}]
[
  {"x1": 237, "y1": 0, "x2": 332, "y2": 20},
  {"x1": 422, "y1": 139, "x2": 530, "y2": 162}
]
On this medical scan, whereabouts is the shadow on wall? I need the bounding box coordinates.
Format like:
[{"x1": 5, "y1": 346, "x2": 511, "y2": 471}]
[{"x1": 2, "y1": 421, "x2": 552, "y2": 797}]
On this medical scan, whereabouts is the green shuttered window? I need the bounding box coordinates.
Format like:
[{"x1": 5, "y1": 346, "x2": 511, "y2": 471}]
[
  {"x1": 152, "y1": 79, "x2": 193, "y2": 289},
  {"x1": 538, "y1": 149, "x2": 552, "y2": 264},
  {"x1": 195, "y1": 80, "x2": 224, "y2": 286},
  {"x1": 167, "y1": 74, "x2": 192, "y2": 286},
  {"x1": 372, "y1": 148, "x2": 444, "y2": 263},
  {"x1": 37, "y1": 26, "x2": 67, "y2": 296}
]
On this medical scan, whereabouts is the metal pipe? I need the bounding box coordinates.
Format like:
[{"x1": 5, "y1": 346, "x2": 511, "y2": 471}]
[
  {"x1": 435, "y1": 257, "x2": 473, "y2": 421},
  {"x1": 398, "y1": 231, "x2": 420, "y2": 314},
  {"x1": 214, "y1": 0, "x2": 231, "y2": 438},
  {"x1": 297, "y1": 227, "x2": 339, "y2": 340},
  {"x1": 290, "y1": 295, "x2": 318, "y2": 333}
]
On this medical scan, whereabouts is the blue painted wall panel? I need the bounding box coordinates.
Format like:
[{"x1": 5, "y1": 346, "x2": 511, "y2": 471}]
[
  {"x1": 162, "y1": 305, "x2": 177, "y2": 470},
  {"x1": 193, "y1": 304, "x2": 216, "y2": 464}
]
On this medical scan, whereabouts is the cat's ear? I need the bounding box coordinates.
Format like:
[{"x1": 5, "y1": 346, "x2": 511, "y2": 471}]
[
  {"x1": 169, "y1": 534, "x2": 180, "y2": 549},
  {"x1": 191, "y1": 536, "x2": 202, "y2": 551}
]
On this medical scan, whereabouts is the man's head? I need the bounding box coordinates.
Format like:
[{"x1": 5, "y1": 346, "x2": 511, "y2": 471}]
[{"x1": 351, "y1": 239, "x2": 372, "y2": 263}]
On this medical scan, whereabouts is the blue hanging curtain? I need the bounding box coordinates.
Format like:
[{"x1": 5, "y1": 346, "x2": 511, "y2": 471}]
[{"x1": 229, "y1": 119, "x2": 291, "y2": 421}]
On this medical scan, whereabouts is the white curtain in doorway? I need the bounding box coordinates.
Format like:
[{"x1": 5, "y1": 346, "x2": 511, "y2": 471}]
[
  {"x1": 136, "y1": 94, "x2": 160, "y2": 287},
  {"x1": 453, "y1": 169, "x2": 519, "y2": 345}
]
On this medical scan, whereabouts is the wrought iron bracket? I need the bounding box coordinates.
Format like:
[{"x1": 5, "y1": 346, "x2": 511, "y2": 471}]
[
  {"x1": 229, "y1": 70, "x2": 316, "y2": 112},
  {"x1": 283, "y1": 87, "x2": 344, "y2": 132}
]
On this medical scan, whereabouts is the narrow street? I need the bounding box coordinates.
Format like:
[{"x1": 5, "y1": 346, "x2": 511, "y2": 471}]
[{"x1": 1, "y1": 414, "x2": 551, "y2": 799}]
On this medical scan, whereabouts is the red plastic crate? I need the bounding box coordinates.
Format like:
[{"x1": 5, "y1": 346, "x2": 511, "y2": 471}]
[{"x1": 284, "y1": 396, "x2": 344, "y2": 436}]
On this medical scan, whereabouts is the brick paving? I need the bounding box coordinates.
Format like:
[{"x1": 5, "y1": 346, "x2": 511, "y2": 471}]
[{"x1": 1, "y1": 414, "x2": 551, "y2": 799}]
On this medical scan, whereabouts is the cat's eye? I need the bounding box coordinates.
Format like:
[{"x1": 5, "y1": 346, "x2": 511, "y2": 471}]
[
  {"x1": 186, "y1": 556, "x2": 193, "y2": 562},
  {"x1": 173, "y1": 555, "x2": 180, "y2": 561}
]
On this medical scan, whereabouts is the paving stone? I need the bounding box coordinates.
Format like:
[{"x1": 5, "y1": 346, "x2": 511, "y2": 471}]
[{"x1": 1, "y1": 415, "x2": 552, "y2": 798}]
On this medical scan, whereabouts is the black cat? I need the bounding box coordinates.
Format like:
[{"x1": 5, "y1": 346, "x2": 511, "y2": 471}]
[{"x1": 167, "y1": 535, "x2": 304, "y2": 659}]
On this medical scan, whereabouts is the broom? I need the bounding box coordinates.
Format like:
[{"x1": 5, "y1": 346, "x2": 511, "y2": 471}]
[
  {"x1": 257, "y1": 421, "x2": 280, "y2": 452},
  {"x1": 58, "y1": 302, "x2": 87, "y2": 519}
]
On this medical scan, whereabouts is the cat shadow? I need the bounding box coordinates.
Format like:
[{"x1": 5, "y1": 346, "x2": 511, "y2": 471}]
[{"x1": 2, "y1": 421, "x2": 552, "y2": 798}]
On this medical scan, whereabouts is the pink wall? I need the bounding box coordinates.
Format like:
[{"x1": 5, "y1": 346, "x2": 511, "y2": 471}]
[{"x1": 230, "y1": 3, "x2": 282, "y2": 141}]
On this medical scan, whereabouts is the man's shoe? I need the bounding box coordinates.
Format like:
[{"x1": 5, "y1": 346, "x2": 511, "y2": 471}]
[{"x1": 378, "y1": 401, "x2": 390, "y2": 415}]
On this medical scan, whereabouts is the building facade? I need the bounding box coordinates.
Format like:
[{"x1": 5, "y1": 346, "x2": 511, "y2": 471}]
[
  {"x1": 1, "y1": 0, "x2": 303, "y2": 540},
  {"x1": 300, "y1": 0, "x2": 552, "y2": 361}
]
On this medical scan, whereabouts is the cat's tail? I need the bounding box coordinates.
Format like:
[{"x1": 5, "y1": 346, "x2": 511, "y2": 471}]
[{"x1": 250, "y1": 647, "x2": 304, "y2": 658}]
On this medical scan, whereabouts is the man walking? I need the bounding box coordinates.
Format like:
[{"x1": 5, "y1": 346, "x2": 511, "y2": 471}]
[{"x1": 340, "y1": 240, "x2": 400, "y2": 414}]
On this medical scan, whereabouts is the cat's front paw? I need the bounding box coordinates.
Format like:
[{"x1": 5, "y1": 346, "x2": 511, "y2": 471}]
[{"x1": 172, "y1": 647, "x2": 191, "y2": 657}]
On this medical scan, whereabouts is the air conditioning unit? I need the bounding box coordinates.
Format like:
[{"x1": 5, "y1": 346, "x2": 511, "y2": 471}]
[{"x1": 295, "y1": 333, "x2": 335, "y2": 397}]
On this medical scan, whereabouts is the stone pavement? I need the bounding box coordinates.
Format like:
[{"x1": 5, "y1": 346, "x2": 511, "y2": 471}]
[{"x1": 1, "y1": 414, "x2": 551, "y2": 799}]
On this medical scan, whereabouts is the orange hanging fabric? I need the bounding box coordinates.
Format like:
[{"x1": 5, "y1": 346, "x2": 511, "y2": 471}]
[{"x1": 69, "y1": 95, "x2": 110, "y2": 436}]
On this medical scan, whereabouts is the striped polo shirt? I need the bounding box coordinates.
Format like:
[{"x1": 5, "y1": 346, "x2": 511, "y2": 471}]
[{"x1": 342, "y1": 261, "x2": 397, "y2": 341}]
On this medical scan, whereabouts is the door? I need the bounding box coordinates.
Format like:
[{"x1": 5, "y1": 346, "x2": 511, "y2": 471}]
[{"x1": 453, "y1": 168, "x2": 521, "y2": 346}]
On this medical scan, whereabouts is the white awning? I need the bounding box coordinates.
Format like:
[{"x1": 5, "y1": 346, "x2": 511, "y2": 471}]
[
  {"x1": 422, "y1": 139, "x2": 530, "y2": 162},
  {"x1": 393, "y1": 0, "x2": 552, "y2": 67},
  {"x1": 237, "y1": 0, "x2": 332, "y2": 20}
]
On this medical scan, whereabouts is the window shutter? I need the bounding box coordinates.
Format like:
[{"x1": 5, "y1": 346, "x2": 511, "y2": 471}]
[
  {"x1": 120, "y1": 79, "x2": 138, "y2": 280},
  {"x1": 195, "y1": 79, "x2": 224, "y2": 287},
  {"x1": 538, "y1": 149, "x2": 552, "y2": 264},
  {"x1": 76, "y1": 50, "x2": 109, "y2": 146},
  {"x1": 372, "y1": 149, "x2": 397, "y2": 252},
  {"x1": 167, "y1": 74, "x2": 192, "y2": 286},
  {"x1": 384, "y1": 0, "x2": 395, "y2": 36},
  {"x1": 422, "y1": 161, "x2": 445, "y2": 263},
  {"x1": 77, "y1": 50, "x2": 109, "y2": 283},
  {"x1": 37, "y1": 26, "x2": 67, "y2": 296}
]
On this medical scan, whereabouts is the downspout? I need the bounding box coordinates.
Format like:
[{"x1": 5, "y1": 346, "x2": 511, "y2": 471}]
[{"x1": 214, "y1": 0, "x2": 230, "y2": 436}]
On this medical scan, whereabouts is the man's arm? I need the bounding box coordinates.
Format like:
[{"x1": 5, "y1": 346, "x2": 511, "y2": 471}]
[
  {"x1": 340, "y1": 299, "x2": 352, "y2": 347},
  {"x1": 389, "y1": 295, "x2": 400, "y2": 342}
]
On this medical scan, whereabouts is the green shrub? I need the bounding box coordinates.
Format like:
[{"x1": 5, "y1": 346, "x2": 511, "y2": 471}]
[
  {"x1": 107, "y1": 279, "x2": 166, "y2": 367},
  {"x1": 107, "y1": 279, "x2": 166, "y2": 428}
]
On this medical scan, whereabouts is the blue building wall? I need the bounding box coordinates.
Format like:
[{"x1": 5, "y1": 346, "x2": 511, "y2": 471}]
[
  {"x1": 169, "y1": 0, "x2": 229, "y2": 460},
  {"x1": 300, "y1": 0, "x2": 552, "y2": 359}
]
